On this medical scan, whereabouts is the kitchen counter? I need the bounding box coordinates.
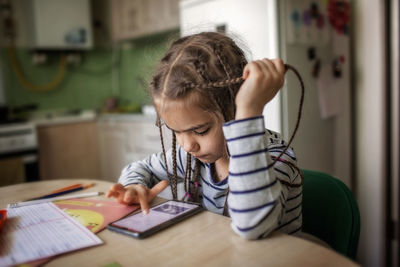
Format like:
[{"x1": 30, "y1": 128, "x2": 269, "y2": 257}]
[
  {"x1": 30, "y1": 111, "x2": 157, "y2": 127},
  {"x1": 29, "y1": 110, "x2": 97, "y2": 127},
  {"x1": 98, "y1": 113, "x2": 157, "y2": 123}
]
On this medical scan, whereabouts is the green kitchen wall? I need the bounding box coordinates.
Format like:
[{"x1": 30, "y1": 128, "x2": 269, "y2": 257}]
[{"x1": 1, "y1": 30, "x2": 179, "y2": 112}]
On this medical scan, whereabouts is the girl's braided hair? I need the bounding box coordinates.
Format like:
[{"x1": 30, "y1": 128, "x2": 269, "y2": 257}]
[{"x1": 150, "y1": 32, "x2": 247, "y2": 201}]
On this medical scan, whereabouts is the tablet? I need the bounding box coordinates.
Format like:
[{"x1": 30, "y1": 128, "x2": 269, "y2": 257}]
[{"x1": 107, "y1": 200, "x2": 203, "y2": 239}]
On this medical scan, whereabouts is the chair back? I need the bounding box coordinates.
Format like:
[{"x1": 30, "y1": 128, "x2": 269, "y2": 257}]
[{"x1": 301, "y1": 169, "x2": 360, "y2": 259}]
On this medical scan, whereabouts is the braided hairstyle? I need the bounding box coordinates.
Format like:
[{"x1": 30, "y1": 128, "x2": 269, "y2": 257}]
[{"x1": 150, "y1": 32, "x2": 248, "y2": 201}]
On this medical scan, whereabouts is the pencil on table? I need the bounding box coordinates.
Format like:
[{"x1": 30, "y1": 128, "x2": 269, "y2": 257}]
[
  {"x1": 28, "y1": 183, "x2": 95, "y2": 200},
  {"x1": 8, "y1": 191, "x2": 104, "y2": 208},
  {"x1": 49, "y1": 183, "x2": 83, "y2": 194}
]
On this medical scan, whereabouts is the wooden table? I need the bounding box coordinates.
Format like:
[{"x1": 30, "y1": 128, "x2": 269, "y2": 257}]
[{"x1": 0, "y1": 179, "x2": 359, "y2": 267}]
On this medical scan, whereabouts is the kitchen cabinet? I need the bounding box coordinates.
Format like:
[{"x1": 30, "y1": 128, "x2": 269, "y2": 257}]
[
  {"x1": 93, "y1": 0, "x2": 180, "y2": 43},
  {"x1": 37, "y1": 115, "x2": 171, "y2": 183},
  {"x1": 97, "y1": 120, "x2": 126, "y2": 182},
  {"x1": 97, "y1": 116, "x2": 171, "y2": 182},
  {"x1": 37, "y1": 121, "x2": 100, "y2": 180}
]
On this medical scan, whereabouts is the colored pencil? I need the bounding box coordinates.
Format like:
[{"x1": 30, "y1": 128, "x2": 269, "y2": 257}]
[
  {"x1": 7, "y1": 191, "x2": 103, "y2": 208},
  {"x1": 49, "y1": 183, "x2": 83, "y2": 194},
  {"x1": 28, "y1": 183, "x2": 95, "y2": 201}
]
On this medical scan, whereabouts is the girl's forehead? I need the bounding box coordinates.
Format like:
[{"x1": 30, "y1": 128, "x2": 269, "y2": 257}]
[
  {"x1": 155, "y1": 98, "x2": 222, "y2": 131},
  {"x1": 154, "y1": 91, "x2": 211, "y2": 115},
  {"x1": 159, "y1": 98, "x2": 211, "y2": 120}
]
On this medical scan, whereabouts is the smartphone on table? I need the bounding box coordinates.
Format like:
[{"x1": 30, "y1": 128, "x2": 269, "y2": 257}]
[{"x1": 107, "y1": 200, "x2": 203, "y2": 239}]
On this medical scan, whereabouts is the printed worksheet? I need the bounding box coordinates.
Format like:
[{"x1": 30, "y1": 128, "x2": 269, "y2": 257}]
[{"x1": 0, "y1": 202, "x2": 103, "y2": 267}]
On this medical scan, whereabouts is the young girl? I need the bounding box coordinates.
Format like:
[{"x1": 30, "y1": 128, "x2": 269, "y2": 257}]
[{"x1": 106, "y1": 32, "x2": 302, "y2": 240}]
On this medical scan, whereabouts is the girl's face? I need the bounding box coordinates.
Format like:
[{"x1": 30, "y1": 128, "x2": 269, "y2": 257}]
[{"x1": 157, "y1": 98, "x2": 227, "y2": 164}]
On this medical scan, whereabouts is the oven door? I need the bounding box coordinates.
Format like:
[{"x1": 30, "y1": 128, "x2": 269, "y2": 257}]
[
  {"x1": 0, "y1": 149, "x2": 40, "y2": 186},
  {"x1": 0, "y1": 122, "x2": 39, "y2": 186}
]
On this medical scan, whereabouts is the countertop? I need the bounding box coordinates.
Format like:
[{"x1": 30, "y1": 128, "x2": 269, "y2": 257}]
[{"x1": 30, "y1": 111, "x2": 157, "y2": 127}]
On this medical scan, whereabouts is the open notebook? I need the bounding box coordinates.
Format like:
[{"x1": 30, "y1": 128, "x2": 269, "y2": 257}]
[
  {"x1": 1, "y1": 199, "x2": 139, "y2": 267},
  {"x1": 0, "y1": 202, "x2": 103, "y2": 267}
]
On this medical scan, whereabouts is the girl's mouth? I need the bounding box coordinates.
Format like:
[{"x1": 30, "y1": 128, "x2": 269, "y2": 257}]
[{"x1": 193, "y1": 154, "x2": 207, "y2": 160}]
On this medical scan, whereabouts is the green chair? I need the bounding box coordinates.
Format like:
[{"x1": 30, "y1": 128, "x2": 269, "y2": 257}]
[{"x1": 301, "y1": 169, "x2": 360, "y2": 260}]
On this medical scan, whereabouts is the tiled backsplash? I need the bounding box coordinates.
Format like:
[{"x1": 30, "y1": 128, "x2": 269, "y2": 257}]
[{"x1": 1, "y1": 31, "x2": 179, "y2": 112}]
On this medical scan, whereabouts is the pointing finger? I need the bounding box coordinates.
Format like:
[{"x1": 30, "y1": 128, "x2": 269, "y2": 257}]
[{"x1": 136, "y1": 187, "x2": 150, "y2": 215}]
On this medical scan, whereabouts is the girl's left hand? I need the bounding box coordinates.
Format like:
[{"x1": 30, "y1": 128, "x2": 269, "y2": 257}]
[{"x1": 235, "y1": 58, "x2": 285, "y2": 119}]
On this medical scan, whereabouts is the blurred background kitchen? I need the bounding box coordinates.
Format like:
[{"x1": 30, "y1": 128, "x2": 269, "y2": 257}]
[{"x1": 0, "y1": 0, "x2": 397, "y2": 266}]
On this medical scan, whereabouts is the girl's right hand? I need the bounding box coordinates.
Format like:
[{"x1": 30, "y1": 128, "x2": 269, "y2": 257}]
[
  {"x1": 106, "y1": 180, "x2": 169, "y2": 214},
  {"x1": 235, "y1": 58, "x2": 285, "y2": 119}
]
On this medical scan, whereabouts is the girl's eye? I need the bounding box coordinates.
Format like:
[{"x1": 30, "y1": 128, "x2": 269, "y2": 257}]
[{"x1": 194, "y1": 128, "x2": 210, "y2": 136}]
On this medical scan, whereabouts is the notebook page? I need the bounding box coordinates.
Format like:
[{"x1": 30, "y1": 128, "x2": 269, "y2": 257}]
[{"x1": 0, "y1": 202, "x2": 103, "y2": 267}]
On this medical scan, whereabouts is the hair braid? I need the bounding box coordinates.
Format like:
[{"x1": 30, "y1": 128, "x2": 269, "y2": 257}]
[
  {"x1": 183, "y1": 77, "x2": 244, "y2": 91},
  {"x1": 182, "y1": 155, "x2": 201, "y2": 203},
  {"x1": 191, "y1": 159, "x2": 201, "y2": 202},
  {"x1": 184, "y1": 152, "x2": 192, "y2": 195},
  {"x1": 194, "y1": 59, "x2": 208, "y2": 81},
  {"x1": 213, "y1": 43, "x2": 232, "y2": 78},
  {"x1": 213, "y1": 42, "x2": 236, "y2": 108},
  {"x1": 171, "y1": 132, "x2": 178, "y2": 199},
  {"x1": 157, "y1": 117, "x2": 177, "y2": 200}
]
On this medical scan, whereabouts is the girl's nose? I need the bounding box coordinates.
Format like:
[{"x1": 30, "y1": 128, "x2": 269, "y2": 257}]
[{"x1": 182, "y1": 135, "x2": 199, "y2": 153}]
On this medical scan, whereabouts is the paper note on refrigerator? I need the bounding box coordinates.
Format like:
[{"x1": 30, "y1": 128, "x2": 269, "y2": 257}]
[
  {"x1": 0, "y1": 202, "x2": 103, "y2": 267},
  {"x1": 317, "y1": 63, "x2": 342, "y2": 119}
]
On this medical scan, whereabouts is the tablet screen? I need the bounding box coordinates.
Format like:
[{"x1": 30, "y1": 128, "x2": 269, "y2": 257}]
[{"x1": 111, "y1": 201, "x2": 200, "y2": 233}]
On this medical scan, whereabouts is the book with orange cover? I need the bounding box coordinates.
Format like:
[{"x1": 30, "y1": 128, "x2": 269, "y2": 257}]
[{"x1": 53, "y1": 198, "x2": 139, "y2": 233}]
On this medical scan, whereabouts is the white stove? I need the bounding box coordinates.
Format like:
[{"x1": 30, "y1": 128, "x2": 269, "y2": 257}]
[
  {"x1": 0, "y1": 122, "x2": 37, "y2": 155},
  {"x1": 0, "y1": 122, "x2": 39, "y2": 182}
]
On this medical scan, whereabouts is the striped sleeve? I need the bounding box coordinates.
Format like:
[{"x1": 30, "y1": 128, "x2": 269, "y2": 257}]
[
  {"x1": 118, "y1": 146, "x2": 187, "y2": 188},
  {"x1": 223, "y1": 116, "x2": 300, "y2": 239}
]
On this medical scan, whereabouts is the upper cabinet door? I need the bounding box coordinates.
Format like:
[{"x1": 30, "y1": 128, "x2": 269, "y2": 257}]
[{"x1": 109, "y1": 0, "x2": 179, "y2": 42}]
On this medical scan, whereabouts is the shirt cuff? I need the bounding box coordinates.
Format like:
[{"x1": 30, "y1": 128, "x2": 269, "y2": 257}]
[{"x1": 223, "y1": 116, "x2": 265, "y2": 140}]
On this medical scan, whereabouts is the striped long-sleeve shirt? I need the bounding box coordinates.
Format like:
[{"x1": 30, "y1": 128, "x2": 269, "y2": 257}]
[{"x1": 118, "y1": 116, "x2": 302, "y2": 239}]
